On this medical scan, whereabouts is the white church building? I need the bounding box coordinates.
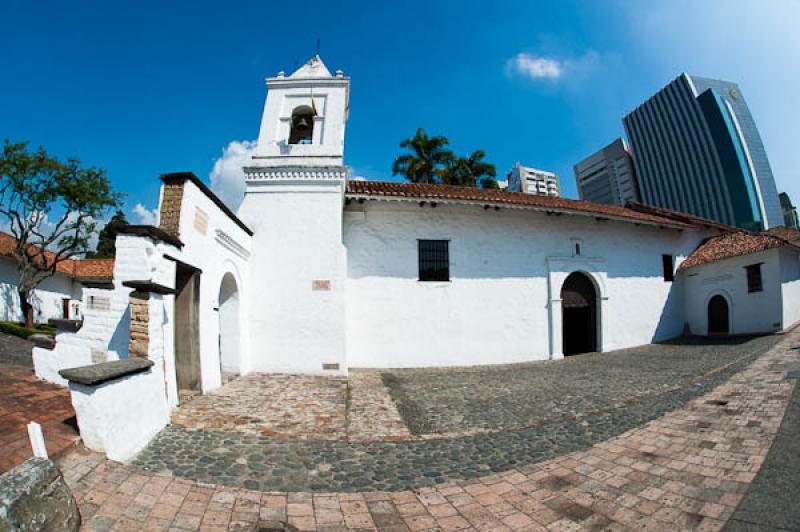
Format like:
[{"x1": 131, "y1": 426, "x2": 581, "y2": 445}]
[{"x1": 32, "y1": 56, "x2": 800, "y2": 461}]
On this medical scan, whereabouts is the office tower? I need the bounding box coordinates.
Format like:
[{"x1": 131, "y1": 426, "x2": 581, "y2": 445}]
[
  {"x1": 623, "y1": 73, "x2": 782, "y2": 230},
  {"x1": 574, "y1": 138, "x2": 639, "y2": 206}
]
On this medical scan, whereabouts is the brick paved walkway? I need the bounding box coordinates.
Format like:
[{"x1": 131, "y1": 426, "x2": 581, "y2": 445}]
[
  {"x1": 0, "y1": 367, "x2": 79, "y2": 473},
  {"x1": 60, "y1": 328, "x2": 800, "y2": 531}
]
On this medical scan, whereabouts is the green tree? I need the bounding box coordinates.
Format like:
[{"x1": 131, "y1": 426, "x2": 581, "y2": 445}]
[
  {"x1": 441, "y1": 149, "x2": 498, "y2": 189},
  {"x1": 391, "y1": 128, "x2": 453, "y2": 184},
  {"x1": 0, "y1": 141, "x2": 123, "y2": 327},
  {"x1": 86, "y1": 210, "x2": 128, "y2": 258}
]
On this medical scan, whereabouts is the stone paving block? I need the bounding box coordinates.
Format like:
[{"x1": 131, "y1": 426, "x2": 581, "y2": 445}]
[{"x1": 48, "y1": 329, "x2": 800, "y2": 531}]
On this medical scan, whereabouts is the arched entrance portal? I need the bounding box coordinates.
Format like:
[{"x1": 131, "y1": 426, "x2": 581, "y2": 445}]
[
  {"x1": 708, "y1": 294, "x2": 729, "y2": 335},
  {"x1": 561, "y1": 272, "x2": 598, "y2": 356},
  {"x1": 218, "y1": 273, "x2": 240, "y2": 378}
]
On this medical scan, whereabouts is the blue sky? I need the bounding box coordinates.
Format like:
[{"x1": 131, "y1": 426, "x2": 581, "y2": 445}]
[{"x1": 1, "y1": 0, "x2": 798, "y2": 224}]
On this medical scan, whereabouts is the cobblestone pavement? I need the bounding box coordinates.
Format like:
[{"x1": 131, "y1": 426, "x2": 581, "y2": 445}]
[
  {"x1": 172, "y1": 374, "x2": 349, "y2": 441},
  {"x1": 62, "y1": 328, "x2": 800, "y2": 531},
  {"x1": 132, "y1": 334, "x2": 787, "y2": 494},
  {"x1": 381, "y1": 335, "x2": 784, "y2": 435},
  {"x1": 0, "y1": 367, "x2": 79, "y2": 472}
]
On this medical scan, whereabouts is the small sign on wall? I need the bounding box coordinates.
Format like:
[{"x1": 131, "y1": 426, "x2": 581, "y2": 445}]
[
  {"x1": 194, "y1": 207, "x2": 208, "y2": 235},
  {"x1": 312, "y1": 279, "x2": 331, "y2": 291},
  {"x1": 88, "y1": 296, "x2": 111, "y2": 311}
]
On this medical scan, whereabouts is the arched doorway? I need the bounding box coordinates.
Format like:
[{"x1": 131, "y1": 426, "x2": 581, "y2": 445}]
[
  {"x1": 561, "y1": 272, "x2": 598, "y2": 356},
  {"x1": 218, "y1": 273, "x2": 240, "y2": 379},
  {"x1": 707, "y1": 294, "x2": 729, "y2": 335}
]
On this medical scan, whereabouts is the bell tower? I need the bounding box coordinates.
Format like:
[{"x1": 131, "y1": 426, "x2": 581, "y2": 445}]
[
  {"x1": 238, "y1": 56, "x2": 350, "y2": 376},
  {"x1": 247, "y1": 54, "x2": 350, "y2": 174}
]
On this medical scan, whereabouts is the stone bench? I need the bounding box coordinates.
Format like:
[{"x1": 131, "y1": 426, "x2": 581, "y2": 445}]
[{"x1": 59, "y1": 358, "x2": 169, "y2": 462}]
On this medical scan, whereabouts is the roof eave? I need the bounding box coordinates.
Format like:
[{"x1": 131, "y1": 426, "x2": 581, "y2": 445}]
[{"x1": 344, "y1": 193, "x2": 687, "y2": 230}]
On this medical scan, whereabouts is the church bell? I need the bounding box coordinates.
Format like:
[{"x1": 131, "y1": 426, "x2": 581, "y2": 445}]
[{"x1": 292, "y1": 114, "x2": 311, "y2": 133}]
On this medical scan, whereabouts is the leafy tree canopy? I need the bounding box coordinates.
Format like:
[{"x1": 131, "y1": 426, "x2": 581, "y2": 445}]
[
  {"x1": 0, "y1": 140, "x2": 123, "y2": 326},
  {"x1": 392, "y1": 129, "x2": 498, "y2": 189},
  {"x1": 392, "y1": 128, "x2": 453, "y2": 184},
  {"x1": 441, "y1": 149, "x2": 498, "y2": 189},
  {"x1": 87, "y1": 210, "x2": 128, "y2": 259}
]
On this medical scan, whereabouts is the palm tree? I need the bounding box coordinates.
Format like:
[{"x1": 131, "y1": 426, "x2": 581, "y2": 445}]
[
  {"x1": 392, "y1": 128, "x2": 453, "y2": 184},
  {"x1": 441, "y1": 149, "x2": 498, "y2": 189}
]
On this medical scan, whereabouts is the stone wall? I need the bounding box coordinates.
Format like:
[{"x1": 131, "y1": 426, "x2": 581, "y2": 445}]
[
  {"x1": 128, "y1": 291, "x2": 150, "y2": 358},
  {"x1": 159, "y1": 181, "x2": 184, "y2": 238},
  {"x1": 0, "y1": 457, "x2": 80, "y2": 531}
]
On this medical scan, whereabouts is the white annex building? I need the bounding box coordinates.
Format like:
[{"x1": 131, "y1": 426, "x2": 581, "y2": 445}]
[{"x1": 32, "y1": 56, "x2": 800, "y2": 461}]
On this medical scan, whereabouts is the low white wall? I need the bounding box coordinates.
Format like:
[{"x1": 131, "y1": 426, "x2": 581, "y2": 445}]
[
  {"x1": 68, "y1": 367, "x2": 170, "y2": 462},
  {"x1": 683, "y1": 248, "x2": 783, "y2": 335},
  {"x1": 33, "y1": 340, "x2": 92, "y2": 387},
  {"x1": 33, "y1": 240, "x2": 140, "y2": 388},
  {"x1": 0, "y1": 258, "x2": 79, "y2": 323},
  {"x1": 780, "y1": 247, "x2": 800, "y2": 329},
  {"x1": 344, "y1": 201, "x2": 701, "y2": 368}
]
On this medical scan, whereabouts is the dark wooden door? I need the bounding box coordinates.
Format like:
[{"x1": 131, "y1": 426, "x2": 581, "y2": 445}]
[
  {"x1": 175, "y1": 266, "x2": 202, "y2": 391},
  {"x1": 561, "y1": 272, "x2": 598, "y2": 356},
  {"x1": 708, "y1": 295, "x2": 729, "y2": 335}
]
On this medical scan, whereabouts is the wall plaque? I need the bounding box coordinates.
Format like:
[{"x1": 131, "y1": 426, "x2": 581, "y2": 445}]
[{"x1": 312, "y1": 280, "x2": 331, "y2": 291}]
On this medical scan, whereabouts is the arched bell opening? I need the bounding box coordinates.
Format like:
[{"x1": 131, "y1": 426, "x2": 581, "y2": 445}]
[{"x1": 289, "y1": 105, "x2": 315, "y2": 145}]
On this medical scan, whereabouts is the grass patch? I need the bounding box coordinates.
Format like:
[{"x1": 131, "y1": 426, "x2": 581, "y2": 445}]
[{"x1": 0, "y1": 321, "x2": 56, "y2": 339}]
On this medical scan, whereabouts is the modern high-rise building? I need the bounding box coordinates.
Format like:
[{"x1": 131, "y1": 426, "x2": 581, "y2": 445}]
[
  {"x1": 507, "y1": 162, "x2": 560, "y2": 197},
  {"x1": 574, "y1": 138, "x2": 639, "y2": 207},
  {"x1": 623, "y1": 73, "x2": 782, "y2": 231},
  {"x1": 780, "y1": 192, "x2": 799, "y2": 229}
]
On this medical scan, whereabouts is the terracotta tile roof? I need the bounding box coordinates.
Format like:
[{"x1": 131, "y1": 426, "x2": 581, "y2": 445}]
[
  {"x1": 678, "y1": 231, "x2": 799, "y2": 272},
  {"x1": 72, "y1": 258, "x2": 115, "y2": 279},
  {"x1": 625, "y1": 201, "x2": 735, "y2": 231},
  {"x1": 0, "y1": 231, "x2": 114, "y2": 280},
  {"x1": 766, "y1": 226, "x2": 800, "y2": 242},
  {"x1": 346, "y1": 181, "x2": 690, "y2": 228}
]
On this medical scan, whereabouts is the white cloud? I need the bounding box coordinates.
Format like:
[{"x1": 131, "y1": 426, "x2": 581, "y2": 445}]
[
  {"x1": 506, "y1": 51, "x2": 601, "y2": 84},
  {"x1": 210, "y1": 140, "x2": 256, "y2": 211},
  {"x1": 133, "y1": 203, "x2": 158, "y2": 226},
  {"x1": 507, "y1": 53, "x2": 562, "y2": 79}
]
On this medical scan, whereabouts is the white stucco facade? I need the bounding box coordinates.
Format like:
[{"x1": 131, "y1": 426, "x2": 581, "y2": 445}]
[
  {"x1": 781, "y1": 247, "x2": 800, "y2": 328},
  {"x1": 156, "y1": 176, "x2": 253, "y2": 392},
  {"x1": 682, "y1": 247, "x2": 797, "y2": 336},
  {"x1": 0, "y1": 258, "x2": 82, "y2": 323},
  {"x1": 343, "y1": 200, "x2": 701, "y2": 368}
]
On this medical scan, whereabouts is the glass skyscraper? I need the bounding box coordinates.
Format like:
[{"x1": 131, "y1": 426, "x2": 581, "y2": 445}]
[{"x1": 623, "y1": 74, "x2": 782, "y2": 230}]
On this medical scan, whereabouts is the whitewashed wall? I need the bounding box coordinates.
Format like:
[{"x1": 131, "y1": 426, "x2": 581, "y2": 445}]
[
  {"x1": 68, "y1": 366, "x2": 170, "y2": 462},
  {"x1": 683, "y1": 248, "x2": 783, "y2": 335},
  {"x1": 67, "y1": 291, "x2": 171, "y2": 462},
  {"x1": 780, "y1": 247, "x2": 800, "y2": 329},
  {"x1": 33, "y1": 234, "x2": 179, "y2": 397},
  {"x1": 0, "y1": 258, "x2": 80, "y2": 323},
  {"x1": 343, "y1": 200, "x2": 703, "y2": 368},
  {"x1": 162, "y1": 179, "x2": 252, "y2": 392},
  {"x1": 238, "y1": 181, "x2": 347, "y2": 376}
]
